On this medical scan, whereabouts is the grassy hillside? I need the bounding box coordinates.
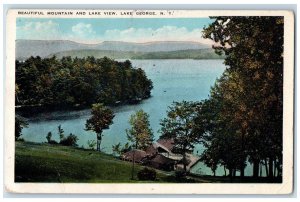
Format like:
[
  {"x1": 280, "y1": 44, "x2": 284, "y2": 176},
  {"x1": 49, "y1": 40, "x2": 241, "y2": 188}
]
[
  {"x1": 51, "y1": 49, "x2": 225, "y2": 60},
  {"x1": 15, "y1": 141, "x2": 281, "y2": 183},
  {"x1": 15, "y1": 141, "x2": 174, "y2": 183}
]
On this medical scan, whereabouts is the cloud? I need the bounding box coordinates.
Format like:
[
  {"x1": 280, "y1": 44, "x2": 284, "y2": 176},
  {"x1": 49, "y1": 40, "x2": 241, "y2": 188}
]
[
  {"x1": 17, "y1": 20, "x2": 61, "y2": 40},
  {"x1": 71, "y1": 23, "x2": 96, "y2": 38},
  {"x1": 17, "y1": 21, "x2": 213, "y2": 45},
  {"x1": 102, "y1": 26, "x2": 213, "y2": 44}
]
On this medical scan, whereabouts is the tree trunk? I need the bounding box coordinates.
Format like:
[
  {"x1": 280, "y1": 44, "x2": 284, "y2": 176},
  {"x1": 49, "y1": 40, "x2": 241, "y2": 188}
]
[
  {"x1": 259, "y1": 163, "x2": 262, "y2": 177},
  {"x1": 253, "y1": 159, "x2": 259, "y2": 178},
  {"x1": 274, "y1": 158, "x2": 277, "y2": 177},
  {"x1": 240, "y1": 131, "x2": 246, "y2": 178},
  {"x1": 276, "y1": 157, "x2": 282, "y2": 177},
  {"x1": 97, "y1": 133, "x2": 102, "y2": 151},
  {"x1": 269, "y1": 157, "x2": 274, "y2": 178},
  {"x1": 229, "y1": 167, "x2": 233, "y2": 182},
  {"x1": 276, "y1": 159, "x2": 281, "y2": 177},
  {"x1": 240, "y1": 164, "x2": 245, "y2": 178},
  {"x1": 273, "y1": 161, "x2": 276, "y2": 177},
  {"x1": 264, "y1": 159, "x2": 269, "y2": 177},
  {"x1": 224, "y1": 166, "x2": 227, "y2": 176}
]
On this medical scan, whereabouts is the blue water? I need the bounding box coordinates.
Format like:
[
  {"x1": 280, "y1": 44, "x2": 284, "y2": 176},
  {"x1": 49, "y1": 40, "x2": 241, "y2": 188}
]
[{"x1": 22, "y1": 59, "x2": 257, "y2": 176}]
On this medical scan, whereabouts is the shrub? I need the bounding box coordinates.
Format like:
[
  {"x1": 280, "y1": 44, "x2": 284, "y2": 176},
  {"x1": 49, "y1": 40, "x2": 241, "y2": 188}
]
[
  {"x1": 87, "y1": 140, "x2": 97, "y2": 150},
  {"x1": 112, "y1": 142, "x2": 132, "y2": 157},
  {"x1": 49, "y1": 140, "x2": 58, "y2": 144},
  {"x1": 59, "y1": 133, "x2": 78, "y2": 147},
  {"x1": 46, "y1": 132, "x2": 52, "y2": 143},
  {"x1": 17, "y1": 138, "x2": 25, "y2": 142},
  {"x1": 175, "y1": 170, "x2": 187, "y2": 180},
  {"x1": 46, "y1": 132, "x2": 58, "y2": 144},
  {"x1": 137, "y1": 167, "x2": 156, "y2": 181},
  {"x1": 15, "y1": 115, "x2": 28, "y2": 141}
]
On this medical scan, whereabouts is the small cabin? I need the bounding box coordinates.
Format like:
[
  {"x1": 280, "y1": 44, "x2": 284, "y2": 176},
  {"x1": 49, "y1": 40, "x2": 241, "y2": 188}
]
[
  {"x1": 148, "y1": 154, "x2": 175, "y2": 171},
  {"x1": 121, "y1": 149, "x2": 147, "y2": 163},
  {"x1": 120, "y1": 138, "x2": 200, "y2": 172}
]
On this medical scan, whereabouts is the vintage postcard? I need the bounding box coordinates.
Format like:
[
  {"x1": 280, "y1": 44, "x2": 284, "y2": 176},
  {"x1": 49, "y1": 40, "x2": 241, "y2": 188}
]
[{"x1": 4, "y1": 9, "x2": 294, "y2": 194}]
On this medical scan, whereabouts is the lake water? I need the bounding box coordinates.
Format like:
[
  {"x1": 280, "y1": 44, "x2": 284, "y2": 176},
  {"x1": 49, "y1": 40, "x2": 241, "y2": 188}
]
[{"x1": 22, "y1": 59, "x2": 255, "y2": 176}]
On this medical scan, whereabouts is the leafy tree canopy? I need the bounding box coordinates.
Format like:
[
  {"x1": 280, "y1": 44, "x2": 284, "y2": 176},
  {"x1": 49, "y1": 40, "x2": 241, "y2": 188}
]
[
  {"x1": 126, "y1": 109, "x2": 154, "y2": 150},
  {"x1": 85, "y1": 103, "x2": 114, "y2": 151}
]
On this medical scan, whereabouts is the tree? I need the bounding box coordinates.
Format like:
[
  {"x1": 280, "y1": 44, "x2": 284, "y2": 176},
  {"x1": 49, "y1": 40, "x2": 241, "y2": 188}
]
[
  {"x1": 87, "y1": 140, "x2": 97, "y2": 150},
  {"x1": 201, "y1": 147, "x2": 219, "y2": 177},
  {"x1": 46, "y1": 132, "x2": 52, "y2": 143},
  {"x1": 126, "y1": 110, "x2": 154, "y2": 150},
  {"x1": 85, "y1": 103, "x2": 114, "y2": 151},
  {"x1": 58, "y1": 125, "x2": 64, "y2": 141},
  {"x1": 15, "y1": 115, "x2": 28, "y2": 141},
  {"x1": 159, "y1": 101, "x2": 201, "y2": 172},
  {"x1": 60, "y1": 133, "x2": 79, "y2": 147},
  {"x1": 202, "y1": 16, "x2": 283, "y2": 178},
  {"x1": 112, "y1": 142, "x2": 132, "y2": 156},
  {"x1": 15, "y1": 57, "x2": 153, "y2": 108},
  {"x1": 195, "y1": 92, "x2": 246, "y2": 179},
  {"x1": 112, "y1": 142, "x2": 122, "y2": 156},
  {"x1": 46, "y1": 131, "x2": 58, "y2": 144}
]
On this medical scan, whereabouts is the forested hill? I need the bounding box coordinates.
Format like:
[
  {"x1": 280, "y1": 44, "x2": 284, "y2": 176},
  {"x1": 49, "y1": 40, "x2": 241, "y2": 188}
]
[
  {"x1": 16, "y1": 40, "x2": 211, "y2": 59},
  {"x1": 50, "y1": 49, "x2": 225, "y2": 60},
  {"x1": 16, "y1": 56, "x2": 153, "y2": 108}
]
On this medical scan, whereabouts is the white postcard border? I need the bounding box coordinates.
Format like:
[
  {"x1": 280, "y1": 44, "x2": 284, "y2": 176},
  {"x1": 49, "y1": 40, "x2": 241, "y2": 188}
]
[{"x1": 4, "y1": 9, "x2": 295, "y2": 194}]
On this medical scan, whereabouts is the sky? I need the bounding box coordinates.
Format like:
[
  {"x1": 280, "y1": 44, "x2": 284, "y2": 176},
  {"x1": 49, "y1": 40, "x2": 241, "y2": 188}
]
[{"x1": 16, "y1": 18, "x2": 214, "y2": 44}]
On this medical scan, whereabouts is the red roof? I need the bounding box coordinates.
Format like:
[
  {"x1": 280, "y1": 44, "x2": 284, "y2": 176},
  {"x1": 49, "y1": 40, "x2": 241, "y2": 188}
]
[
  {"x1": 145, "y1": 144, "x2": 157, "y2": 157},
  {"x1": 150, "y1": 154, "x2": 175, "y2": 165},
  {"x1": 157, "y1": 138, "x2": 174, "y2": 151},
  {"x1": 121, "y1": 149, "x2": 147, "y2": 163}
]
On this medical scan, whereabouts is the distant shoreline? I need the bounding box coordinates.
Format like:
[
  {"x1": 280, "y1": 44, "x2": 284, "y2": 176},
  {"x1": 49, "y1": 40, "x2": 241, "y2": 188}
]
[{"x1": 16, "y1": 40, "x2": 219, "y2": 59}]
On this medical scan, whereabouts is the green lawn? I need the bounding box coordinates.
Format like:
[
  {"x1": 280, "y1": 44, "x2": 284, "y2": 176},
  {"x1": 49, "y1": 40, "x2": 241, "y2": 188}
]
[
  {"x1": 15, "y1": 141, "x2": 176, "y2": 183},
  {"x1": 15, "y1": 141, "x2": 282, "y2": 183}
]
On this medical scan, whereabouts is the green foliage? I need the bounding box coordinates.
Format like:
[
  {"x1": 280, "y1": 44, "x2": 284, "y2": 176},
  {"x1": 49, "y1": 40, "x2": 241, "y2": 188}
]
[
  {"x1": 59, "y1": 133, "x2": 79, "y2": 147},
  {"x1": 112, "y1": 142, "x2": 133, "y2": 157},
  {"x1": 85, "y1": 103, "x2": 114, "y2": 151},
  {"x1": 57, "y1": 125, "x2": 64, "y2": 141},
  {"x1": 112, "y1": 142, "x2": 122, "y2": 156},
  {"x1": 122, "y1": 142, "x2": 132, "y2": 153},
  {"x1": 16, "y1": 56, "x2": 153, "y2": 107},
  {"x1": 15, "y1": 115, "x2": 28, "y2": 141},
  {"x1": 159, "y1": 101, "x2": 201, "y2": 172},
  {"x1": 200, "y1": 16, "x2": 283, "y2": 178},
  {"x1": 200, "y1": 145, "x2": 219, "y2": 176},
  {"x1": 137, "y1": 167, "x2": 157, "y2": 181},
  {"x1": 46, "y1": 126, "x2": 77, "y2": 146},
  {"x1": 87, "y1": 140, "x2": 97, "y2": 150},
  {"x1": 46, "y1": 132, "x2": 52, "y2": 143},
  {"x1": 46, "y1": 131, "x2": 58, "y2": 144},
  {"x1": 126, "y1": 110, "x2": 154, "y2": 150}
]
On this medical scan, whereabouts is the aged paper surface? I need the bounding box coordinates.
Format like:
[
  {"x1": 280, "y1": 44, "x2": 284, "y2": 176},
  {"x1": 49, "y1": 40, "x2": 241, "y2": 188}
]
[{"x1": 5, "y1": 9, "x2": 294, "y2": 194}]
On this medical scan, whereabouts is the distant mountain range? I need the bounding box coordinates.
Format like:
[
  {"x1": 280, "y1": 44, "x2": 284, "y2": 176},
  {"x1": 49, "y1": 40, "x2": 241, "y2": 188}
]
[
  {"x1": 50, "y1": 49, "x2": 224, "y2": 60},
  {"x1": 15, "y1": 40, "x2": 224, "y2": 60}
]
